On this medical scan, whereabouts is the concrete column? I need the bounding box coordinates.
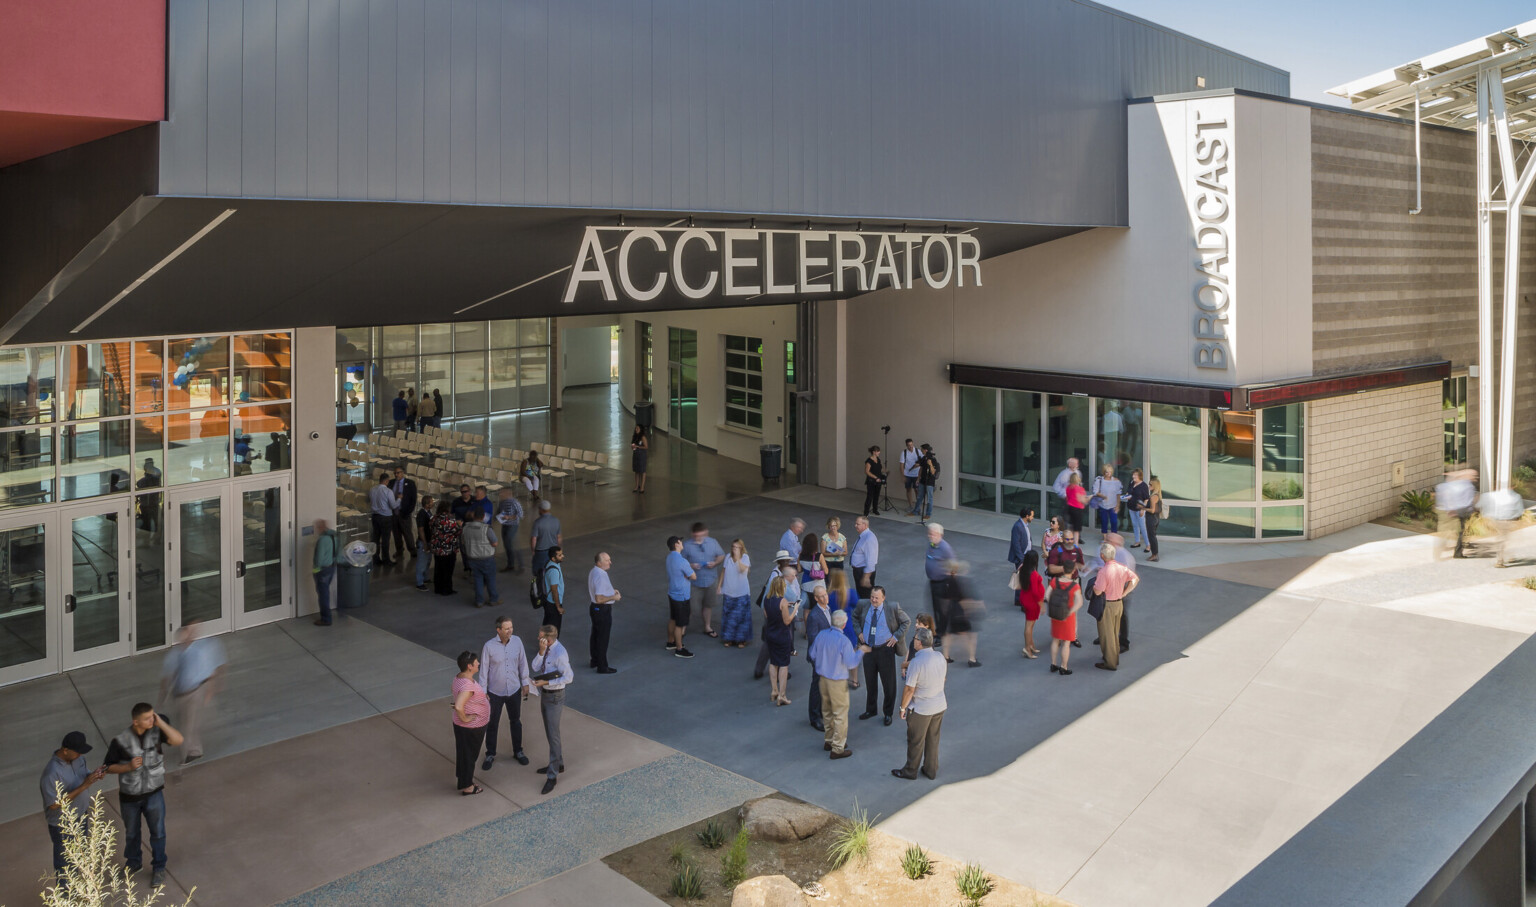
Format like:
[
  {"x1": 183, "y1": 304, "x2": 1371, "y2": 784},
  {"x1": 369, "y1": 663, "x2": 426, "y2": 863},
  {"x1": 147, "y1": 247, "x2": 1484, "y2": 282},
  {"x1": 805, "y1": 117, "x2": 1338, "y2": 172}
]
[
  {"x1": 815, "y1": 298, "x2": 848, "y2": 489},
  {"x1": 292, "y1": 326, "x2": 337, "y2": 617}
]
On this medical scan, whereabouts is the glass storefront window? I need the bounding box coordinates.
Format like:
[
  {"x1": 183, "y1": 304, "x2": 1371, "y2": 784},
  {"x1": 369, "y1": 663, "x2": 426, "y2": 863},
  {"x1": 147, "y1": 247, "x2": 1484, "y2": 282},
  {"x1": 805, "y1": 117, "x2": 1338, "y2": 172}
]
[
  {"x1": 233, "y1": 333, "x2": 292, "y2": 402},
  {"x1": 1208, "y1": 507, "x2": 1255, "y2": 539},
  {"x1": 167, "y1": 337, "x2": 230, "y2": 411},
  {"x1": 1208, "y1": 411, "x2": 1255, "y2": 502},
  {"x1": 489, "y1": 349, "x2": 519, "y2": 411},
  {"x1": 0, "y1": 346, "x2": 56, "y2": 425},
  {"x1": 1001, "y1": 391, "x2": 1042, "y2": 483},
  {"x1": 1262, "y1": 505, "x2": 1305, "y2": 539},
  {"x1": 519, "y1": 318, "x2": 549, "y2": 347},
  {"x1": 1261, "y1": 405, "x2": 1304, "y2": 500},
  {"x1": 0, "y1": 428, "x2": 54, "y2": 508},
  {"x1": 454, "y1": 322, "x2": 487, "y2": 352},
  {"x1": 1160, "y1": 503, "x2": 1201, "y2": 538},
  {"x1": 0, "y1": 523, "x2": 48, "y2": 668},
  {"x1": 521, "y1": 349, "x2": 550, "y2": 410},
  {"x1": 419, "y1": 323, "x2": 452, "y2": 355},
  {"x1": 336, "y1": 326, "x2": 374, "y2": 360},
  {"x1": 1046, "y1": 395, "x2": 1090, "y2": 481},
  {"x1": 959, "y1": 387, "x2": 996, "y2": 477},
  {"x1": 133, "y1": 341, "x2": 165, "y2": 413},
  {"x1": 420, "y1": 355, "x2": 452, "y2": 418},
  {"x1": 959, "y1": 478, "x2": 997, "y2": 512},
  {"x1": 376, "y1": 358, "x2": 418, "y2": 425},
  {"x1": 490, "y1": 319, "x2": 519, "y2": 349},
  {"x1": 1148, "y1": 404, "x2": 1201, "y2": 501},
  {"x1": 167, "y1": 410, "x2": 229, "y2": 484},
  {"x1": 235, "y1": 404, "x2": 292, "y2": 473},
  {"x1": 1001, "y1": 486, "x2": 1042, "y2": 519},
  {"x1": 380, "y1": 325, "x2": 416, "y2": 357},
  {"x1": 134, "y1": 417, "x2": 165, "y2": 491},
  {"x1": 59, "y1": 420, "x2": 131, "y2": 500},
  {"x1": 454, "y1": 351, "x2": 488, "y2": 416},
  {"x1": 1098, "y1": 398, "x2": 1143, "y2": 481},
  {"x1": 59, "y1": 342, "x2": 130, "y2": 420}
]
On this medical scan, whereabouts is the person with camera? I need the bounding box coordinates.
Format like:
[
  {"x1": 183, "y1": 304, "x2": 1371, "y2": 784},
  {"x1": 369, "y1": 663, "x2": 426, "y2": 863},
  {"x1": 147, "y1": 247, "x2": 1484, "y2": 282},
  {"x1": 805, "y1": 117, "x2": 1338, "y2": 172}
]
[{"x1": 862, "y1": 444, "x2": 887, "y2": 517}]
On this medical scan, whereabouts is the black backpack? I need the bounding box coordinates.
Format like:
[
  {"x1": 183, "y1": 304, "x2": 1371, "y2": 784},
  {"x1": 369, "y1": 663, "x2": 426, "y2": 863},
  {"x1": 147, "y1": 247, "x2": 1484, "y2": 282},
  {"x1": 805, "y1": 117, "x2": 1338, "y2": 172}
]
[{"x1": 1046, "y1": 579, "x2": 1075, "y2": 621}]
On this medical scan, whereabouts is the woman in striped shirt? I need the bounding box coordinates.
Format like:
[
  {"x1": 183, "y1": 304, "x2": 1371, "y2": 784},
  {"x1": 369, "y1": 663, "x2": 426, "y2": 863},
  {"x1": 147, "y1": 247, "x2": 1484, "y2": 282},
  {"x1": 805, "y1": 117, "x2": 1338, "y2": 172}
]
[{"x1": 451, "y1": 651, "x2": 490, "y2": 795}]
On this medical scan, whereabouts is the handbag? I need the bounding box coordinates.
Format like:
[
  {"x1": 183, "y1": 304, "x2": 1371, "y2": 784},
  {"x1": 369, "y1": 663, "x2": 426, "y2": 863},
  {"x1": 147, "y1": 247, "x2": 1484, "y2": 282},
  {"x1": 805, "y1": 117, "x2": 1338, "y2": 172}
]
[
  {"x1": 1086, "y1": 588, "x2": 1107, "y2": 621},
  {"x1": 1160, "y1": 500, "x2": 1170, "y2": 519},
  {"x1": 1007, "y1": 569, "x2": 1022, "y2": 592}
]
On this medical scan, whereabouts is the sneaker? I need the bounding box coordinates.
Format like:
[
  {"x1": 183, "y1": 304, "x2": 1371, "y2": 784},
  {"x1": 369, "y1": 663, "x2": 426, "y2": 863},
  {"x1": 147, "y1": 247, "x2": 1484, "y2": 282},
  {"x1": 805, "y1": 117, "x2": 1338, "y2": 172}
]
[
  {"x1": 151, "y1": 870, "x2": 166, "y2": 888},
  {"x1": 415, "y1": 584, "x2": 428, "y2": 591},
  {"x1": 675, "y1": 647, "x2": 695, "y2": 658},
  {"x1": 665, "y1": 642, "x2": 677, "y2": 650}
]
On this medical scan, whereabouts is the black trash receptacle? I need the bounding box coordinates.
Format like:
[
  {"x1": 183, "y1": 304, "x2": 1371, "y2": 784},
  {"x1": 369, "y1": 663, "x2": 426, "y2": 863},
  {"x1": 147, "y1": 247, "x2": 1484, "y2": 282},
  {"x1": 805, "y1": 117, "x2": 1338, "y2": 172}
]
[
  {"x1": 634, "y1": 400, "x2": 655, "y2": 428},
  {"x1": 760, "y1": 444, "x2": 783, "y2": 480},
  {"x1": 335, "y1": 421, "x2": 358, "y2": 441},
  {"x1": 337, "y1": 562, "x2": 372, "y2": 608}
]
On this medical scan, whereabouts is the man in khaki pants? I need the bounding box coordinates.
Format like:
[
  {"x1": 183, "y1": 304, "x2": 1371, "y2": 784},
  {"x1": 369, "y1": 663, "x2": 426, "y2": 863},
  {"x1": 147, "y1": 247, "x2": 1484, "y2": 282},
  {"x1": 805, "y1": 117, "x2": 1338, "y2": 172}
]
[
  {"x1": 808, "y1": 610, "x2": 869, "y2": 759},
  {"x1": 892, "y1": 627, "x2": 947, "y2": 780},
  {"x1": 1092, "y1": 543, "x2": 1138, "y2": 671}
]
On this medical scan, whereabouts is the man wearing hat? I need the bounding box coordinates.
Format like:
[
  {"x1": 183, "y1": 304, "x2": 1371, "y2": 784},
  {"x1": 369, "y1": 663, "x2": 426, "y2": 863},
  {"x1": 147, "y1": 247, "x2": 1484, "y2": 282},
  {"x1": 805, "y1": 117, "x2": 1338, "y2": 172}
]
[{"x1": 40, "y1": 731, "x2": 108, "y2": 879}]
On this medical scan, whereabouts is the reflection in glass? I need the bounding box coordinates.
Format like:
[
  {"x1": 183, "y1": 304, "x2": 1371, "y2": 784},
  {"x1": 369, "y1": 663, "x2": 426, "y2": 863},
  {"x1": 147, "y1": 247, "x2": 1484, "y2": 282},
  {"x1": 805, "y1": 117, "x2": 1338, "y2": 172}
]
[
  {"x1": 958, "y1": 387, "x2": 996, "y2": 477},
  {"x1": 1208, "y1": 507, "x2": 1256, "y2": 539},
  {"x1": 1097, "y1": 399, "x2": 1143, "y2": 480},
  {"x1": 1001, "y1": 486, "x2": 1042, "y2": 519},
  {"x1": 1160, "y1": 504, "x2": 1201, "y2": 538},
  {"x1": 490, "y1": 319, "x2": 520, "y2": 350},
  {"x1": 959, "y1": 478, "x2": 997, "y2": 512},
  {"x1": 489, "y1": 349, "x2": 518, "y2": 411},
  {"x1": 233, "y1": 333, "x2": 291, "y2": 402},
  {"x1": 71, "y1": 512, "x2": 120, "y2": 652},
  {"x1": 136, "y1": 504, "x2": 166, "y2": 649},
  {"x1": 0, "y1": 428, "x2": 54, "y2": 509},
  {"x1": 134, "y1": 417, "x2": 165, "y2": 511},
  {"x1": 1208, "y1": 411, "x2": 1256, "y2": 502},
  {"x1": 379, "y1": 325, "x2": 417, "y2": 358},
  {"x1": 237, "y1": 405, "x2": 291, "y2": 473},
  {"x1": 134, "y1": 341, "x2": 165, "y2": 413},
  {"x1": 0, "y1": 346, "x2": 56, "y2": 425},
  {"x1": 375, "y1": 357, "x2": 417, "y2": 426},
  {"x1": 242, "y1": 488, "x2": 284, "y2": 613},
  {"x1": 0, "y1": 522, "x2": 47, "y2": 670},
  {"x1": 168, "y1": 410, "x2": 229, "y2": 484},
  {"x1": 339, "y1": 362, "x2": 368, "y2": 424},
  {"x1": 1262, "y1": 505, "x2": 1305, "y2": 539},
  {"x1": 1148, "y1": 404, "x2": 1202, "y2": 501},
  {"x1": 521, "y1": 349, "x2": 550, "y2": 410},
  {"x1": 519, "y1": 318, "x2": 549, "y2": 347},
  {"x1": 178, "y1": 495, "x2": 223, "y2": 625},
  {"x1": 1260, "y1": 405, "x2": 1304, "y2": 500},
  {"x1": 167, "y1": 337, "x2": 230, "y2": 411},
  {"x1": 1046, "y1": 395, "x2": 1090, "y2": 485},
  {"x1": 60, "y1": 343, "x2": 131, "y2": 420},
  {"x1": 454, "y1": 351, "x2": 488, "y2": 416},
  {"x1": 419, "y1": 323, "x2": 452, "y2": 355},
  {"x1": 335, "y1": 326, "x2": 374, "y2": 360},
  {"x1": 1001, "y1": 391, "x2": 1042, "y2": 484},
  {"x1": 419, "y1": 355, "x2": 452, "y2": 418},
  {"x1": 59, "y1": 420, "x2": 131, "y2": 500},
  {"x1": 454, "y1": 322, "x2": 488, "y2": 352}
]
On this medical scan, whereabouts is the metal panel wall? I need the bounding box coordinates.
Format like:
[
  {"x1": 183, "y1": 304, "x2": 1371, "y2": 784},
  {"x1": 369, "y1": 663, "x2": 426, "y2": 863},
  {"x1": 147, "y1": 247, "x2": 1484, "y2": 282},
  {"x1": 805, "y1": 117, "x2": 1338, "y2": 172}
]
[{"x1": 159, "y1": 0, "x2": 1288, "y2": 226}]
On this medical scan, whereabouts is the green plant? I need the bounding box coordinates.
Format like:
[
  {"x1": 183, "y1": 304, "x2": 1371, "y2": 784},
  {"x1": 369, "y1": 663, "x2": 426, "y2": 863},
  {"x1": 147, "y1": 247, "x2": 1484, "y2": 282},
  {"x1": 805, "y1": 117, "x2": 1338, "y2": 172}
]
[
  {"x1": 41, "y1": 785, "x2": 195, "y2": 907},
  {"x1": 1516, "y1": 465, "x2": 1536, "y2": 485},
  {"x1": 1522, "y1": 576, "x2": 1536, "y2": 592},
  {"x1": 669, "y1": 862, "x2": 705, "y2": 900},
  {"x1": 720, "y1": 828, "x2": 751, "y2": 889},
  {"x1": 1261, "y1": 478, "x2": 1303, "y2": 501},
  {"x1": 900, "y1": 843, "x2": 934, "y2": 880},
  {"x1": 668, "y1": 841, "x2": 690, "y2": 866},
  {"x1": 827, "y1": 800, "x2": 875, "y2": 868},
  {"x1": 696, "y1": 818, "x2": 729, "y2": 849},
  {"x1": 955, "y1": 862, "x2": 996, "y2": 906},
  {"x1": 1400, "y1": 489, "x2": 1436, "y2": 520},
  {"x1": 1394, "y1": 514, "x2": 1412, "y2": 524}
]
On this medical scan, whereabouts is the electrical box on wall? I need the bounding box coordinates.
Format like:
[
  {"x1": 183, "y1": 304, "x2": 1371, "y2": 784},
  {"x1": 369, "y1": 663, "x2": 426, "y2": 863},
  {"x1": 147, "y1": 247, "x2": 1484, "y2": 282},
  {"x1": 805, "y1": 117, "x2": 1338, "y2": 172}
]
[{"x1": 1391, "y1": 461, "x2": 1405, "y2": 487}]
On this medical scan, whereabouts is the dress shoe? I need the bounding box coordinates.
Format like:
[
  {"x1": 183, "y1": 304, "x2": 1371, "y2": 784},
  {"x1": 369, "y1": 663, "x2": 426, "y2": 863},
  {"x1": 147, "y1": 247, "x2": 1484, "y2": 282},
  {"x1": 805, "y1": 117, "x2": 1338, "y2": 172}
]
[
  {"x1": 1094, "y1": 662, "x2": 1117, "y2": 671},
  {"x1": 313, "y1": 619, "x2": 332, "y2": 626},
  {"x1": 151, "y1": 870, "x2": 167, "y2": 889},
  {"x1": 883, "y1": 715, "x2": 893, "y2": 726},
  {"x1": 481, "y1": 754, "x2": 495, "y2": 771},
  {"x1": 891, "y1": 769, "x2": 917, "y2": 780},
  {"x1": 810, "y1": 720, "x2": 825, "y2": 732},
  {"x1": 536, "y1": 764, "x2": 566, "y2": 774},
  {"x1": 1050, "y1": 664, "x2": 1060, "y2": 673},
  {"x1": 921, "y1": 770, "x2": 937, "y2": 780},
  {"x1": 1058, "y1": 668, "x2": 1073, "y2": 676},
  {"x1": 858, "y1": 710, "x2": 877, "y2": 720},
  {"x1": 597, "y1": 667, "x2": 618, "y2": 674},
  {"x1": 513, "y1": 751, "x2": 530, "y2": 766},
  {"x1": 830, "y1": 748, "x2": 853, "y2": 760},
  {"x1": 1071, "y1": 640, "x2": 1082, "y2": 648},
  {"x1": 541, "y1": 778, "x2": 557, "y2": 795},
  {"x1": 824, "y1": 742, "x2": 832, "y2": 751}
]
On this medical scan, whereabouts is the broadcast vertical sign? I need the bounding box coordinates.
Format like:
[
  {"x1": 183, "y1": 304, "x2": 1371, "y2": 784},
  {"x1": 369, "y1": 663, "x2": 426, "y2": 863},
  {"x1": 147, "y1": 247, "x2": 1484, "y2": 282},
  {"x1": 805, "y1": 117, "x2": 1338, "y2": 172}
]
[{"x1": 1188, "y1": 99, "x2": 1234, "y2": 372}]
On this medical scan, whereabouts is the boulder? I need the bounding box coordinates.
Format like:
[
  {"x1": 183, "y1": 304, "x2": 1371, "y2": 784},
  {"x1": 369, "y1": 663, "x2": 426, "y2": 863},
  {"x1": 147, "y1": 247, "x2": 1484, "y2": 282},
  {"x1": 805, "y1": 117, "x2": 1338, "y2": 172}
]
[
  {"x1": 739, "y1": 797, "x2": 835, "y2": 842},
  {"x1": 731, "y1": 874, "x2": 808, "y2": 907}
]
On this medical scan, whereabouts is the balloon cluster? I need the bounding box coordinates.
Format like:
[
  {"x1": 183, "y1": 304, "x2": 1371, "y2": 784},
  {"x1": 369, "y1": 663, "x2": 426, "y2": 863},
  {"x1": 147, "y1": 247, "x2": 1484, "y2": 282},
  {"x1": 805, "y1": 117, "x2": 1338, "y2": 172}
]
[{"x1": 171, "y1": 337, "x2": 220, "y2": 388}]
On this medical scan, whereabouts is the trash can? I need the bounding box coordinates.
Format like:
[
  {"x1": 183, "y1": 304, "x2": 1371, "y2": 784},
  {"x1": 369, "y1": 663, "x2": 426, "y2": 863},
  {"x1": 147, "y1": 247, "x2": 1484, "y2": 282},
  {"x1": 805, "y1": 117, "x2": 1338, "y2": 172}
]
[
  {"x1": 760, "y1": 444, "x2": 783, "y2": 480},
  {"x1": 337, "y1": 539, "x2": 375, "y2": 608},
  {"x1": 335, "y1": 421, "x2": 358, "y2": 441},
  {"x1": 634, "y1": 400, "x2": 655, "y2": 428}
]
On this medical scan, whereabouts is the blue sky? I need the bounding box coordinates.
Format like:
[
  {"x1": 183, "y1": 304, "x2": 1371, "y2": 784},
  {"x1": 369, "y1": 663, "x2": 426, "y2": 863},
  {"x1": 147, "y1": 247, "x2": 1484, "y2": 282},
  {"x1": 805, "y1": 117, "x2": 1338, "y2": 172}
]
[{"x1": 1105, "y1": 0, "x2": 1533, "y2": 105}]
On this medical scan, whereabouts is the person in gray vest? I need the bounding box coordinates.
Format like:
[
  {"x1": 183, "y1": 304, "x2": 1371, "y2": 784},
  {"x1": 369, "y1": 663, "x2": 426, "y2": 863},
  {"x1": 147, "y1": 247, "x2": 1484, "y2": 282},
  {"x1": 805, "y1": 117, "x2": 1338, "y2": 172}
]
[{"x1": 104, "y1": 703, "x2": 183, "y2": 888}]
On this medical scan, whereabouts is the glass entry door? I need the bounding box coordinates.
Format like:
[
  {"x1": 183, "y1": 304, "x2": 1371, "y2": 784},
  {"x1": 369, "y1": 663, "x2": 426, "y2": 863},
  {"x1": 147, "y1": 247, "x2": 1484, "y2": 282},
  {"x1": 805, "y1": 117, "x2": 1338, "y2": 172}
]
[
  {"x1": 167, "y1": 487, "x2": 231, "y2": 635},
  {"x1": 60, "y1": 500, "x2": 133, "y2": 670},
  {"x1": 232, "y1": 475, "x2": 292, "y2": 629},
  {"x1": 0, "y1": 513, "x2": 51, "y2": 685}
]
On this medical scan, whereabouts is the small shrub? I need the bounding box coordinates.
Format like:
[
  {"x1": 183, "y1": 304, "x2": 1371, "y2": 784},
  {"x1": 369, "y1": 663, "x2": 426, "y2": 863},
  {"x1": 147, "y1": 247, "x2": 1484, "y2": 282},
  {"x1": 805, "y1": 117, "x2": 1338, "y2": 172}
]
[
  {"x1": 720, "y1": 828, "x2": 750, "y2": 889},
  {"x1": 1261, "y1": 478, "x2": 1303, "y2": 501},
  {"x1": 1394, "y1": 514, "x2": 1411, "y2": 524},
  {"x1": 955, "y1": 862, "x2": 996, "y2": 906},
  {"x1": 900, "y1": 843, "x2": 934, "y2": 880},
  {"x1": 1400, "y1": 489, "x2": 1436, "y2": 520},
  {"x1": 696, "y1": 818, "x2": 729, "y2": 849},
  {"x1": 1516, "y1": 465, "x2": 1536, "y2": 484},
  {"x1": 827, "y1": 800, "x2": 874, "y2": 868},
  {"x1": 669, "y1": 862, "x2": 705, "y2": 900},
  {"x1": 1522, "y1": 576, "x2": 1536, "y2": 592},
  {"x1": 668, "y1": 841, "x2": 690, "y2": 866},
  {"x1": 42, "y1": 785, "x2": 195, "y2": 907}
]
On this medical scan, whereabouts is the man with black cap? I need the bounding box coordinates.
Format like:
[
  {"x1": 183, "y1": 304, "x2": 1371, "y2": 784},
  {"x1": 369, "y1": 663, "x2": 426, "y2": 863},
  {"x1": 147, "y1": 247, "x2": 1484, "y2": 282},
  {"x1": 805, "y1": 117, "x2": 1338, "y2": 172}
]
[{"x1": 40, "y1": 731, "x2": 107, "y2": 880}]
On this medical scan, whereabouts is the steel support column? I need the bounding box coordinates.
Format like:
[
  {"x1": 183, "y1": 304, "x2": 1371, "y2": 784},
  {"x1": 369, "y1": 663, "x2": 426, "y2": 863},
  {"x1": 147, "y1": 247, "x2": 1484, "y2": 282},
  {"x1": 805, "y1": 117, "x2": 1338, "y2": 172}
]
[{"x1": 1477, "y1": 67, "x2": 1496, "y2": 489}]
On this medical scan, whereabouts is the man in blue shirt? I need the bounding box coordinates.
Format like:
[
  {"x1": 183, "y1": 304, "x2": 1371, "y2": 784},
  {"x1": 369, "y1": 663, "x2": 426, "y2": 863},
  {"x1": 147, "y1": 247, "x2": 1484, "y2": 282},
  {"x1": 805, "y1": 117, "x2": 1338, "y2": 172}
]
[
  {"x1": 778, "y1": 519, "x2": 805, "y2": 563},
  {"x1": 530, "y1": 624, "x2": 574, "y2": 795},
  {"x1": 40, "y1": 731, "x2": 108, "y2": 881},
  {"x1": 804, "y1": 587, "x2": 835, "y2": 731},
  {"x1": 809, "y1": 610, "x2": 870, "y2": 758},
  {"x1": 391, "y1": 390, "x2": 409, "y2": 431},
  {"x1": 925, "y1": 523, "x2": 956, "y2": 653},
  {"x1": 849, "y1": 516, "x2": 879, "y2": 593},
  {"x1": 479, "y1": 615, "x2": 531, "y2": 769},
  {"x1": 682, "y1": 521, "x2": 726, "y2": 639},
  {"x1": 854, "y1": 586, "x2": 911, "y2": 725},
  {"x1": 540, "y1": 547, "x2": 567, "y2": 632},
  {"x1": 495, "y1": 488, "x2": 525, "y2": 573},
  {"x1": 1007, "y1": 506, "x2": 1035, "y2": 571},
  {"x1": 157, "y1": 620, "x2": 226, "y2": 764},
  {"x1": 664, "y1": 535, "x2": 696, "y2": 658}
]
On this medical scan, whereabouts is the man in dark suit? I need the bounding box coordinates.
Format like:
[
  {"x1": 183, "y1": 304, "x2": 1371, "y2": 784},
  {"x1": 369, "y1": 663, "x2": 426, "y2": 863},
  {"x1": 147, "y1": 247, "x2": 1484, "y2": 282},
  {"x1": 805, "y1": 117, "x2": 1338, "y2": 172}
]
[
  {"x1": 390, "y1": 466, "x2": 418, "y2": 559},
  {"x1": 853, "y1": 586, "x2": 912, "y2": 726},
  {"x1": 805, "y1": 586, "x2": 834, "y2": 732}
]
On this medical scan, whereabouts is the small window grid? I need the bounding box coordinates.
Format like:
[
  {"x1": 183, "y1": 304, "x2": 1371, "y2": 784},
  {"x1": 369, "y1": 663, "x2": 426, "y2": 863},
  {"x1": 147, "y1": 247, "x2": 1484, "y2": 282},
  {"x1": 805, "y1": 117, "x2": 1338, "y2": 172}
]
[{"x1": 724, "y1": 335, "x2": 764, "y2": 431}]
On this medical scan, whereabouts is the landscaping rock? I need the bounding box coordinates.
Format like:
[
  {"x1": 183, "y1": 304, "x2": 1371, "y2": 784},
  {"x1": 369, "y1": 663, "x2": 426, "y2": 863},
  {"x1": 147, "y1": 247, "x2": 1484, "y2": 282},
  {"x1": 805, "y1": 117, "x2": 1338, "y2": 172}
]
[
  {"x1": 739, "y1": 797, "x2": 835, "y2": 842},
  {"x1": 731, "y1": 874, "x2": 808, "y2": 907}
]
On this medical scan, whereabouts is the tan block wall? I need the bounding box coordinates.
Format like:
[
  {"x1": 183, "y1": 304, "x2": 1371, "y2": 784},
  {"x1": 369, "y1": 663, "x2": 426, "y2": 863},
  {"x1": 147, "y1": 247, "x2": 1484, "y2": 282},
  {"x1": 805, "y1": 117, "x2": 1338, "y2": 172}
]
[{"x1": 1306, "y1": 382, "x2": 1443, "y2": 538}]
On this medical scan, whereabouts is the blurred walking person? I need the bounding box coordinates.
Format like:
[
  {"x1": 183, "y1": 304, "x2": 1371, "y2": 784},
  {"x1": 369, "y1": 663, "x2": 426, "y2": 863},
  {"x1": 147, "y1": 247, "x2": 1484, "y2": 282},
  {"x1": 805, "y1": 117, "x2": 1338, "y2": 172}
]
[{"x1": 158, "y1": 619, "x2": 226, "y2": 765}]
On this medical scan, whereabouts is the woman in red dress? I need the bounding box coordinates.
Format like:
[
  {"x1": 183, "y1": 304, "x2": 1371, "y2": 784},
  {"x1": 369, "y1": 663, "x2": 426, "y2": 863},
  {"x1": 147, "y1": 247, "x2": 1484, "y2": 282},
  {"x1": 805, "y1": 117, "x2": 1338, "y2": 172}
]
[
  {"x1": 1047, "y1": 561, "x2": 1082, "y2": 676},
  {"x1": 1016, "y1": 549, "x2": 1046, "y2": 659}
]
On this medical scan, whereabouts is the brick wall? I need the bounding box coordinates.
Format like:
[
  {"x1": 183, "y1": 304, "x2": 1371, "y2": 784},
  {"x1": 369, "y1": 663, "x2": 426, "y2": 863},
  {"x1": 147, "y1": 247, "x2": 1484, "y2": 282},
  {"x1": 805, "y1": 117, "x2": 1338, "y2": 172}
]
[{"x1": 1306, "y1": 382, "x2": 1443, "y2": 538}]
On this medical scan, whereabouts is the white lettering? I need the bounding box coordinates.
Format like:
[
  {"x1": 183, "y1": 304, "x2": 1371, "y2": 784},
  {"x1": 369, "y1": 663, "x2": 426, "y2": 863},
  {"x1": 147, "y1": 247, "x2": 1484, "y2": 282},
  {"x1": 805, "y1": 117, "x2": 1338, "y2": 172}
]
[
  {"x1": 834, "y1": 233, "x2": 868, "y2": 293},
  {"x1": 869, "y1": 234, "x2": 901, "y2": 290},
  {"x1": 955, "y1": 234, "x2": 982, "y2": 287},
  {"x1": 722, "y1": 230, "x2": 760, "y2": 297},
  {"x1": 898, "y1": 235, "x2": 921, "y2": 288},
  {"x1": 798, "y1": 231, "x2": 831, "y2": 293},
  {"x1": 562, "y1": 227, "x2": 617, "y2": 303},
  {"x1": 763, "y1": 231, "x2": 797, "y2": 295},
  {"x1": 672, "y1": 229, "x2": 719, "y2": 300},
  {"x1": 1190, "y1": 110, "x2": 1232, "y2": 370},
  {"x1": 921, "y1": 235, "x2": 954, "y2": 290}
]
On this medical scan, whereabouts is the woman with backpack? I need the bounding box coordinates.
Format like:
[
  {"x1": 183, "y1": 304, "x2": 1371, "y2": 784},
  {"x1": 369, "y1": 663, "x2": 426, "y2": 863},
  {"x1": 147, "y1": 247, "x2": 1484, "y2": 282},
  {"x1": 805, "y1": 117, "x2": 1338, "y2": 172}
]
[
  {"x1": 1016, "y1": 549, "x2": 1045, "y2": 659},
  {"x1": 1047, "y1": 561, "x2": 1083, "y2": 676}
]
